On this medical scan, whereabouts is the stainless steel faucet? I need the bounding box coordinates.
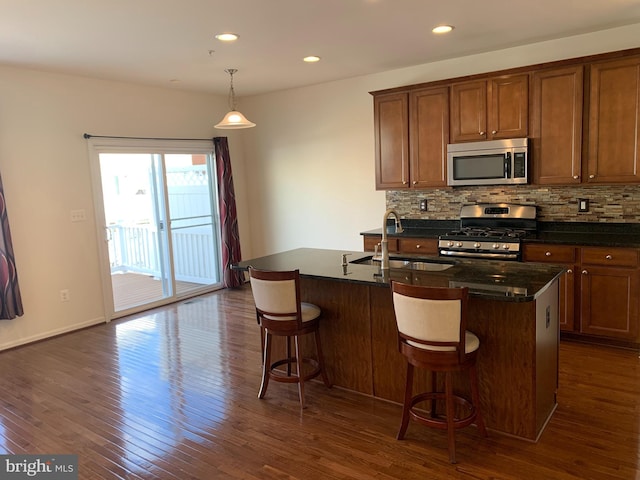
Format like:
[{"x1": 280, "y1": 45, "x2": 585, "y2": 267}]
[{"x1": 381, "y1": 209, "x2": 403, "y2": 270}]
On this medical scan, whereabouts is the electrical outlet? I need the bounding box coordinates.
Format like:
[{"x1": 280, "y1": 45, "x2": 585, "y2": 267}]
[
  {"x1": 578, "y1": 199, "x2": 589, "y2": 212},
  {"x1": 419, "y1": 199, "x2": 428, "y2": 212},
  {"x1": 60, "y1": 289, "x2": 70, "y2": 302},
  {"x1": 70, "y1": 209, "x2": 86, "y2": 222}
]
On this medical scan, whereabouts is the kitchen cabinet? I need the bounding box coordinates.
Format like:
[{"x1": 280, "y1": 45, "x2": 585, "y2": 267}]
[
  {"x1": 524, "y1": 243, "x2": 640, "y2": 343},
  {"x1": 579, "y1": 247, "x2": 639, "y2": 340},
  {"x1": 522, "y1": 244, "x2": 576, "y2": 331},
  {"x1": 373, "y1": 87, "x2": 449, "y2": 190},
  {"x1": 374, "y1": 92, "x2": 409, "y2": 189},
  {"x1": 363, "y1": 235, "x2": 398, "y2": 253},
  {"x1": 450, "y1": 74, "x2": 529, "y2": 143},
  {"x1": 362, "y1": 235, "x2": 437, "y2": 255},
  {"x1": 531, "y1": 66, "x2": 584, "y2": 185},
  {"x1": 587, "y1": 55, "x2": 640, "y2": 184}
]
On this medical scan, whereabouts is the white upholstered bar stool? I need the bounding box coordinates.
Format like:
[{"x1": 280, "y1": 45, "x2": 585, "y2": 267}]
[
  {"x1": 391, "y1": 281, "x2": 487, "y2": 464},
  {"x1": 248, "y1": 267, "x2": 332, "y2": 408}
]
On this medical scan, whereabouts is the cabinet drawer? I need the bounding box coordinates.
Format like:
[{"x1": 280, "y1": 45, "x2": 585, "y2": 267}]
[
  {"x1": 581, "y1": 247, "x2": 639, "y2": 268},
  {"x1": 398, "y1": 238, "x2": 438, "y2": 255},
  {"x1": 363, "y1": 236, "x2": 398, "y2": 253},
  {"x1": 523, "y1": 244, "x2": 576, "y2": 263}
]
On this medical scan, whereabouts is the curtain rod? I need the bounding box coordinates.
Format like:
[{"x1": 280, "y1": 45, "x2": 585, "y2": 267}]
[{"x1": 83, "y1": 133, "x2": 217, "y2": 141}]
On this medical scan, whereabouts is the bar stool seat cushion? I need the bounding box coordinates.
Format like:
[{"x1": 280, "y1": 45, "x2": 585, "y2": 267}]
[{"x1": 408, "y1": 331, "x2": 479, "y2": 353}]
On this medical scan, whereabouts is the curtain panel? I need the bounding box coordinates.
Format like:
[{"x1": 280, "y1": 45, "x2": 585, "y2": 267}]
[
  {"x1": 214, "y1": 137, "x2": 244, "y2": 288},
  {"x1": 0, "y1": 172, "x2": 23, "y2": 319}
]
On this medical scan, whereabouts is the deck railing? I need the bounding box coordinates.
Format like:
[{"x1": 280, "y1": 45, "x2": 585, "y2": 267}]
[{"x1": 108, "y1": 223, "x2": 218, "y2": 284}]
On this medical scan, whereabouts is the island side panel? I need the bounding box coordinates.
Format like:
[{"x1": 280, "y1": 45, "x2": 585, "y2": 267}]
[
  {"x1": 466, "y1": 297, "x2": 538, "y2": 440},
  {"x1": 300, "y1": 278, "x2": 374, "y2": 395},
  {"x1": 535, "y1": 279, "x2": 560, "y2": 435}
]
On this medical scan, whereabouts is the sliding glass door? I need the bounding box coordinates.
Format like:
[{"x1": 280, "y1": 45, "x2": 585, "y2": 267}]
[{"x1": 89, "y1": 139, "x2": 222, "y2": 319}]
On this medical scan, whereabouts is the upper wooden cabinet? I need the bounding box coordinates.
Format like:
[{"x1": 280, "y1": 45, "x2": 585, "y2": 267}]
[
  {"x1": 531, "y1": 66, "x2": 584, "y2": 185},
  {"x1": 450, "y1": 74, "x2": 529, "y2": 143},
  {"x1": 374, "y1": 87, "x2": 449, "y2": 190},
  {"x1": 409, "y1": 87, "x2": 449, "y2": 188},
  {"x1": 374, "y1": 92, "x2": 409, "y2": 189},
  {"x1": 587, "y1": 55, "x2": 640, "y2": 184}
]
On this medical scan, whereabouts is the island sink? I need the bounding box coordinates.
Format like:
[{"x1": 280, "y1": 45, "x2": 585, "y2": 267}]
[{"x1": 350, "y1": 256, "x2": 454, "y2": 271}]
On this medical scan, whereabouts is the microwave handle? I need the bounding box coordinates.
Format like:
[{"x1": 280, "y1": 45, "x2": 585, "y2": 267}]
[{"x1": 504, "y1": 153, "x2": 511, "y2": 178}]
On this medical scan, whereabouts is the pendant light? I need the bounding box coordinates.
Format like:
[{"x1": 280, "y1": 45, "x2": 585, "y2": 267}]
[{"x1": 215, "y1": 68, "x2": 256, "y2": 129}]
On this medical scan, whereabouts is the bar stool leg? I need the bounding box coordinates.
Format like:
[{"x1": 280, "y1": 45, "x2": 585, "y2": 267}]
[
  {"x1": 445, "y1": 372, "x2": 457, "y2": 464},
  {"x1": 294, "y1": 335, "x2": 305, "y2": 408},
  {"x1": 258, "y1": 331, "x2": 272, "y2": 399},
  {"x1": 397, "y1": 362, "x2": 414, "y2": 440}
]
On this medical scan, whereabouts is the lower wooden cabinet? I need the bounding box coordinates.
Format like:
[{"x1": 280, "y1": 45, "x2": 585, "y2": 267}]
[
  {"x1": 522, "y1": 244, "x2": 576, "y2": 331},
  {"x1": 523, "y1": 243, "x2": 640, "y2": 344},
  {"x1": 362, "y1": 235, "x2": 437, "y2": 255}
]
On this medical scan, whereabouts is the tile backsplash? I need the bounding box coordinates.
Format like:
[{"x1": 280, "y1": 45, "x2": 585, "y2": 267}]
[{"x1": 387, "y1": 184, "x2": 640, "y2": 222}]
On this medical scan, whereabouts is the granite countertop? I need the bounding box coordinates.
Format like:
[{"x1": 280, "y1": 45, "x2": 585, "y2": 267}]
[
  {"x1": 361, "y1": 220, "x2": 640, "y2": 248},
  {"x1": 234, "y1": 248, "x2": 564, "y2": 303}
]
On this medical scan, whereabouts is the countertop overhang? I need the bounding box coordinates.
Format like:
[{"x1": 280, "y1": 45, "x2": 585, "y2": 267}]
[{"x1": 233, "y1": 248, "x2": 564, "y2": 303}]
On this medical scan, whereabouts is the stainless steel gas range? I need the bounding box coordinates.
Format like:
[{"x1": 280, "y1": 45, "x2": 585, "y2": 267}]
[{"x1": 438, "y1": 203, "x2": 537, "y2": 261}]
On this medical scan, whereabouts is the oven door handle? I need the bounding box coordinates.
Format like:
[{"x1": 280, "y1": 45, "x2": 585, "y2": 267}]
[{"x1": 440, "y1": 250, "x2": 520, "y2": 260}]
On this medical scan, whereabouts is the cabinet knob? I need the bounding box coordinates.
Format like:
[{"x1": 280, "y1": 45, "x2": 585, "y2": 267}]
[
  {"x1": 416, "y1": 244, "x2": 421, "y2": 249},
  {"x1": 545, "y1": 251, "x2": 551, "y2": 256},
  {"x1": 573, "y1": 175, "x2": 579, "y2": 180},
  {"x1": 492, "y1": 130, "x2": 497, "y2": 135},
  {"x1": 589, "y1": 174, "x2": 595, "y2": 179},
  {"x1": 567, "y1": 269, "x2": 573, "y2": 274},
  {"x1": 605, "y1": 254, "x2": 612, "y2": 260},
  {"x1": 412, "y1": 181, "x2": 417, "y2": 185},
  {"x1": 402, "y1": 181, "x2": 408, "y2": 185},
  {"x1": 582, "y1": 269, "x2": 588, "y2": 275},
  {"x1": 479, "y1": 131, "x2": 486, "y2": 136}
]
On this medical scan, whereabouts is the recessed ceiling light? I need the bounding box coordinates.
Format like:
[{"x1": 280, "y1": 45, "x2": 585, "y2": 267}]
[
  {"x1": 432, "y1": 25, "x2": 454, "y2": 34},
  {"x1": 215, "y1": 33, "x2": 239, "y2": 42},
  {"x1": 303, "y1": 56, "x2": 321, "y2": 63}
]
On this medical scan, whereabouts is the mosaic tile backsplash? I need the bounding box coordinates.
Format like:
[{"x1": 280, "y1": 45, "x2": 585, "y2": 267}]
[{"x1": 386, "y1": 184, "x2": 640, "y2": 222}]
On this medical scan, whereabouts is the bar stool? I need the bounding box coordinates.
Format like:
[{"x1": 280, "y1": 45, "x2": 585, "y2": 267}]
[
  {"x1": 248, "y1": 267, "x2": 332, "y2": 408},
  {"x1": 391, "y1": 281, "x2": 487, "y2": 463}
]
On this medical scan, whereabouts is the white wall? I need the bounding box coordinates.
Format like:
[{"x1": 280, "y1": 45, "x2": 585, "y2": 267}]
[
  {"x1": 0, "y1": 66, "x2": 247, "y2": 350},
  {"x1": 242, "y1": 23, "x2": 640, "y2": 257}
]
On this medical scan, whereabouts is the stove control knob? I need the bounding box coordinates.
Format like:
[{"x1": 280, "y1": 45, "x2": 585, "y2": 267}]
[
  {"x1": 447, "y1": 241, "x2": 454, "y2": 247},
  {"x1": 493, "y1": 243, "x2": 501, "y2": 249},
  {"x1": 473, "y1": 242, "x2": 481, "y2": 249},
  {"x1": 456, "y1": 241, "x2": 464, "y2": 248},
  {"x1": 502, "y1": 244, "x2": 510, "y2": 250}
]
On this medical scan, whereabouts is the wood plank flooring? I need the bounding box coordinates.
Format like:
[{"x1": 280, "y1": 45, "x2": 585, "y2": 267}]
[
  {"x1": 1, "y1": 284, "x2": 639, "y2": 479},
  {"x1": 111, "y1": 272, "x2": 204, "y2": 312}
]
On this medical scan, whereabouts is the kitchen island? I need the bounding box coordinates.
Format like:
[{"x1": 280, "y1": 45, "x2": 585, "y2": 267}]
[{"x1": 235, "y1": 248, "x2": 564, "y2": 442}]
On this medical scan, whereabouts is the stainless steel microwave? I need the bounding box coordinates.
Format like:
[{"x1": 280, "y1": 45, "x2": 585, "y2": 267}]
[{"x1": 447, "y1": 138, "x2": 529, "y2": 186}]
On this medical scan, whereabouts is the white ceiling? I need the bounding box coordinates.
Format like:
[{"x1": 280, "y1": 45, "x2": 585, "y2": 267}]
[{"x1": 1, "y1": 0, "x2": 640, "y2": 96}]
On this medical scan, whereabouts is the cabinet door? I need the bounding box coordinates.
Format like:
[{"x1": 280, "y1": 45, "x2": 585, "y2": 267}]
[
  {"x1": 522, "y1": 244, "x2": 576, "y2": 331},
  {"x1": 579, "y1": 266, "x2": 639, "y2": 340},
  {"x1": 531, "y1": 66, "x2": 583, "y2": 185},
  {"x1": 374, "y1": 92, "x2": 409, "y2": 189},
  {"x1": 488, "y1": 74, "x2": 529, "y2": 139},
  {"x1": 409, "y1": 87, "x2": 449, "y2": 188},
  {"x1": 587, "y1": 56, "x2": 640, "y2": 184},
  {"x1": 450, "y1": 80, "x2": 487, "y2": 143}
]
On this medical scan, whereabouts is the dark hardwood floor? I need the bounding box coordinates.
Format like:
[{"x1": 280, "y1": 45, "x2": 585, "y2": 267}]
[{"x1": 1, "y1": 284, "x2": 639, "y2": 479}]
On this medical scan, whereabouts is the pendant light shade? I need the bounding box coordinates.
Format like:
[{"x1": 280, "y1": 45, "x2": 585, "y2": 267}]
[{"x1": 215, "y1": 69, "x2": 256, "y2": 129}]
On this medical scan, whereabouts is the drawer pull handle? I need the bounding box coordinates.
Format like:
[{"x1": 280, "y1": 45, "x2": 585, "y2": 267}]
[
  {"x1": 605, "y1": 254, "x2": 612, "y2": 260},
  {"x1": 545, "y1": 251, "x2": 551, "y2": 256},
  {"x1": 582, "y1": 270, "x2": 588, "y2": 275}
]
